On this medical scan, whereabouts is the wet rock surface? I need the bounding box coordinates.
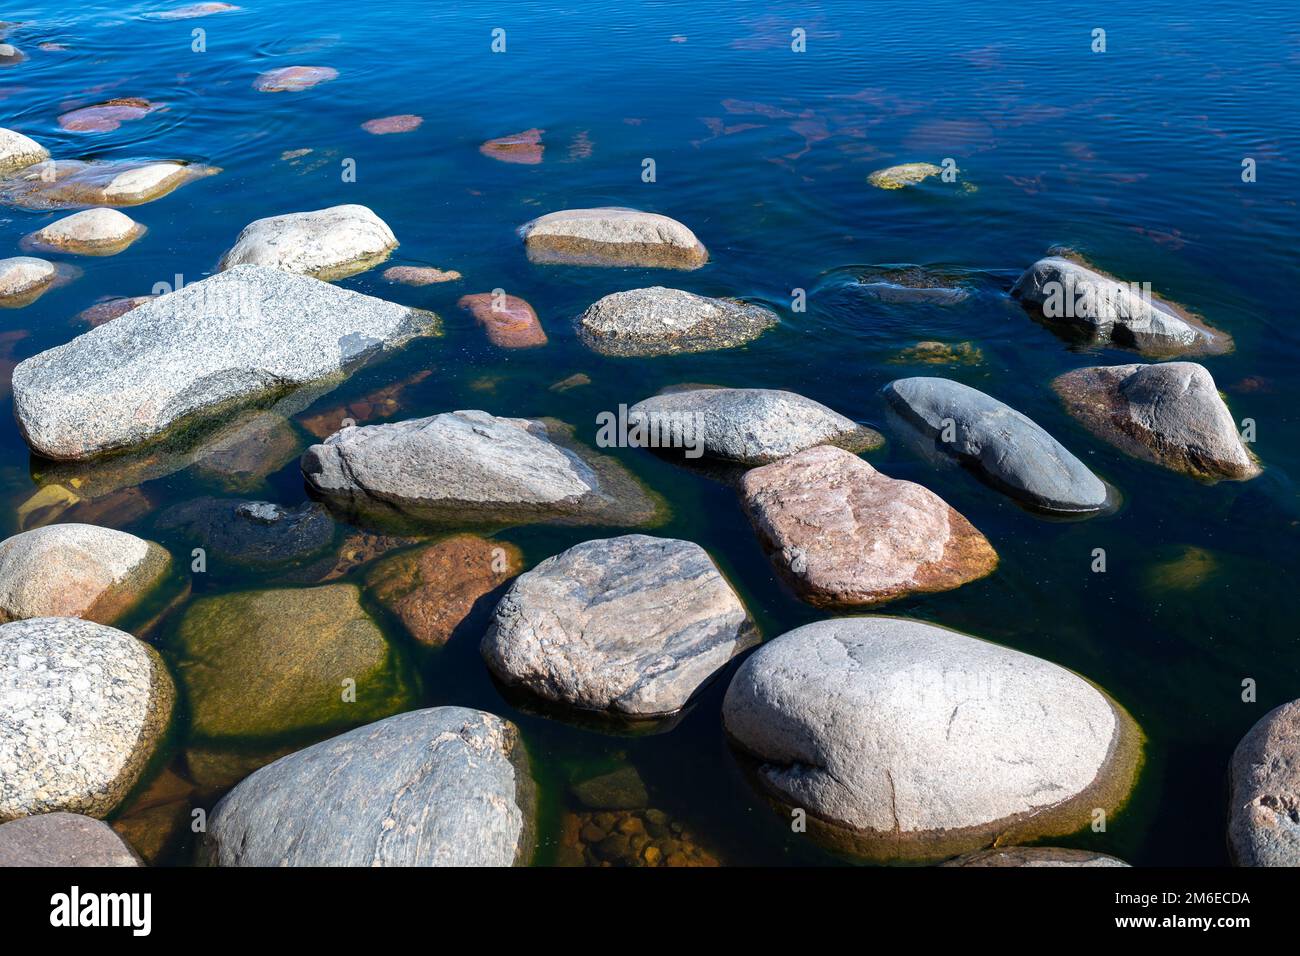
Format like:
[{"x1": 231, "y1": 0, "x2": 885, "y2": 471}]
[
  {"x1": 521, "y1": 207, "x2": 707, "y2": 269},
  {"x1": 0, "y1": 812, "x2": 142, "y2": 866},
  {"x1": 577, "y1": 287, "x2": 777, "y2": 357},
  {"x1": 219, "y1": 204, "x2": 398, "y2": 280},
  {"x1": 1229, "y1": 699, "x2": 1300, "y2": 866}
]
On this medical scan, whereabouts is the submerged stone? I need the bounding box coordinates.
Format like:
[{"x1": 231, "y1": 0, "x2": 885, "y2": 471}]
[
  {"x1": 58, "y1": 97, "x2": 159, "y2": 133},
  {"x1": 253, "y1": 65, "x2": 337, "y2": 92},
  {"x1": 852, "y1": 265, "x2": 971, "y2": 303},
  {"x1": 891, "y1": 340, "x2": 983, "y2": 365},
  {"x1": 76, "y1": 294, "x2": 154, "y2": 326},
  {"x1": 569, "y1": 766, "x2": 649, "y2": 810},
  {"x1": 459, "y1": 292, "x2": 547, "y2": 348},
  {"x1": 361, "y1": 114, "x2": 422, "y2": 135},
  {"x1": 868, "y1": 162, "x2": 944, "y2": 189},
  {"x1": 382, "y1": 265, "x2": 460, "y2": 285},
  {"x1": 481, "y1": 128, "x2": 544, "y2": 164}
]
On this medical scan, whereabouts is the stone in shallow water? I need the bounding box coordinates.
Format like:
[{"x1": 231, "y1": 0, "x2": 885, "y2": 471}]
[
  {"x1": 252, "y1": 65, "x2": 338, "y2": 92},
  {"x1": 0, "y1": 127, "x2": 48, "y2": 173},
  {"x1": 297, "y1": 369, "x2": 431, "y2": 438},
  {"x1": 302, "y1": 411, "x2": 661, "y2": 530},
  {"x1": 175, "y1": 584, "x2": 413, "y2": 741},
  {"x1": 483, "y1": 535, "x2": 758, "y2": 718},
  {"x1": 0, "y1": 617, "x2": 175, "y2": 821},
  {"x1": 58, "y1": 97, "x2": 159, "y2": 133},
  {"x1": 722, "y1": 616, "x2": 1144, "y2": 863},
  {"x1": 627, "y1": 386, "x2": 882, "y2": 465},
  {"x1": 0, "y1": 159, "x2": 217, "y2": 209},
  {"x1": 1228, "y1": 699, "x2": 1300, "y2": 866},
  {"x1": 1012, "y1": 255, "x2": 1229, "y2": 355},
  {"x1": 12, "y1": 265, "x2": 439, "y2": 461},
  {"x1": 23, "y1": 207, "x2": 144, "y2": 255},
  {"x1": 189, "y1": 411, "x2": 301, "y2": 489},
  {"x1": 891, "y1": 340, "x2": 983, "y2": 365},
  {"x1": 0, "y1": 43, "x2": 24, "y2": 66},
  {"x1": 521, "y1": 207, "x2": 708, "y2": 269},
  {"x1": 367, "y1": 535, "x2": 521, "y2": 646},
  {"x1": 868, "y1": 162, "x2": 944, "y2": 189},
  {"x1": 852, "y1": 265, "x2": 971, "y2": 303},
  {"x1": 459, "y1": 292, "x2": 547, "y2": 348},
  {"x1": 150, "y1": 2, "x2": 240, "y2": 18},
  {"x1": 76, "y1": 294, "x2": 154, "y2": 326},
  {"x1": 109, "y1": 767, "x2": 195, "y2": 863},
  {"x1": 0, "y1": 812, "x2": 141, "y2": 866},
  {"x1": 201, "y1": 707, "x2": 536, "y2": 866},
  {"x1": 0, "y1": 256, "x2": 55, "y2": 307},
  {"x1": 480, "y1": 128, "x2": 544, "y2": 164},
  {"x1": 942, "y1": 847, "x2": 1130, "y2": 867},
  {"x1": 577, "y1": 286, "x2": 777, "y2": 357},
  {"x1": 219, "y1": 204, "x2": 398, "y2": 280},
  {"x1": 569, "y1": 766, "x2": 649, "y2": 810},
  {"x1": 0, "y1": 523, "x2": 170, "y2": 624},
  {"x1": 883, "y1": 376, "x2": 1109, "y2": 514},
  {"x1": 559, "y1": 807, "x2": 719, "y2": 867},
  {"x1": 382, "y1": 264, "x2": 460, "y2": 285},
  {"x1": 361, "y1": 113, "x2": 422, "y2": 135},
  {"x1": 739, "y1": 445, "x2": 997, "y2": 608},
  {"x1": 1053, "y1": 361, "x2": 1258, "y2": 481}
]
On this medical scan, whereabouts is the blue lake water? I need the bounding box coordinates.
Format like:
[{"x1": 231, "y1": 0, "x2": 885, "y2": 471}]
[{"x1": 1, "y1": 0, "x2": 1298, "y2": 865}]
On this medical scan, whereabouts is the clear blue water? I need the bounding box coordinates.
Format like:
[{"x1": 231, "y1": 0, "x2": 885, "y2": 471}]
[{"x1": 2, "y1": 0, "x2": 1298, "y2": 865}]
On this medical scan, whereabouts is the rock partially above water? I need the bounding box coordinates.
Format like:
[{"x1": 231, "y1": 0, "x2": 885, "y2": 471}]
[
  {"x1": 0, "y1": 617, "x2": 175, "y2": 821},
  {"x1": 219, "y1": 204, "x2": 398, "y2": 280},
  {"x1": 12, "y1": 265, "x2": 438, "y2": 461},
  {"x1": 459, "y1": 292, "x2": 548, "y2": 348},
  {"x1": 483, "y1": 535, "x2": 758, "y2": 718},
  {"x1": 628, "y1": 386, "x2": 882, "y2": 465},
  {"x1": 253, "y1": 65, "x2": 338, "y2": 92},
  {"x1": 0, "y1": 128, "x2": 48, "y2": 173},
  {"x1": 0, "y1": 159, "x2": 218, "y2": 209},
  {"x1": 852, "y1": 265, "x2": 970, "y2": 303},
  {"x1": 883, "y1": 376, "x2": 1109, "y2": 514},
  {"x1": 302, "y1": 411, "x2": 660, "y2": 529},
  {"x1": 24, "y1": 208, "x2": 144, "y2": 256},
  {"x1": 577, "y1": 287, "x2": 777, "y2": 357},
  {"x1": 1053, "y1": 362, "x2": 1258, "y2": 481},
  {"x1": 1229, "y1": 699, "x2": 1300, "y2": 866},
  {"x1": 0, "y1": 256, "x2": 55, "y2": 306},
  {"x1": 521, "y1": 207, "x2": 708, "y2": 269},
  {"x1": 1012, "y1": 255, "x2": 1229, "y2": 355},
  {"x1": 868, "y1": 162, "x2": 944, "y2": 189},
  {"x1": 383, "y1": 265, "x2": 460, "y2": 285},
  {"x1": 202, "y1": 707, "x2": 535, "y2": 866},
  {"x1": 722, "y1": 617, "x2": 1143, "y2": 862},
  {"x1": 0, "y1": 812, "x2": 141, "y2": 866},
  {"x1": 740, "y1": 445, "x2": 997, "y2": 608},
  {"x1": 942, "y1": 847, "x2": 1130, "y2": 867},
  {"x1": 0, "y1": 523, "x2": 170, "y2": 624},
  {"x1": 0, "y1": 43, "x2": 24, "y2": 67}
]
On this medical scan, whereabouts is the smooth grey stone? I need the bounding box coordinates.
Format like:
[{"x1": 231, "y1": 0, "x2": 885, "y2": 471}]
[
  {"x1": 201, "y1": 707, "x2": 535, "y2": 866},
  {"x1": 0, "y1": 812, "x2": 141, "y2": 866},
  {"x1": 576, "y1": 287, "x2": 777, "y2": 357},
  {"x1": 11, "y1": 265, "x2": 438, "y2": 461},
  {"x1": 219, "y1": 204, "x2": 398, "y2": 280},
  {"x1": 1229, "y1": 699, "x2": 1300, "y2": 866},
  {"x1": 483, "y1": 535, "x2": 757, "y2": 718},
  {"x1": 884, "y1": 376, "x2": 1108, "y2": 513},
  {"x1": 722, "y1": 616, "x2": 1143, "y2": 863}
]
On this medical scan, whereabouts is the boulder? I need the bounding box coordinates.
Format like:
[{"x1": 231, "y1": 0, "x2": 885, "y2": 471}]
[
  {"x1": 942, "y1": 847, "x2": 1129, "y2": 867},
  {"x1": 0, "y1": 159, "x2": 217, "y2": 209},
  {"x1": 1228, "y1": 699, "x2": 1300, "y2": 866},
  {"x1": 219, "y1": 204, "x2": 398, "y2": 280},
  {"x1": 1012, "y1": 256, "x2": 1228, "y2": 355},
  {"x1": 174, "y1": 584, "x2": 413, "y2": 741},
  {"x1": 577, "y1": 287, "x2": 777, "y2": 357},
  {"x1": 0, "y1": 256, "x2": 55, "y2": 306},
  {"x1": 868, "y1": 162, "x2": 943, "y2": 189},
  {"x1": 1053, "y1": 362, "x2": 1258, "y2": 480},
  {"x1": 366, "y1": 535, "x2": 522, "y2": 646},
  {"x1": 155, "y1": 497, "x2": 335, "y2": 568},
  {"x1": 459, "y1": 292, "x2": 547, "y2": 348},
  {"x1": 0, "y1": 812, "x2": 141, "y2": 866},
  {"x1": 252, "y1": 65, "x2": 338, "y2": 92},
  {"x1": 739, "y1": 445, "x2": 996, "y2": 608},
  {"x1": 483, "y1": 535, "x2": 757, "y2": 718},
  {"x1": 301, "y1": 411, "x2": 660, "y2": 529},
  {"x1": 361, "y1": 114, "x2": 422, "y2": 135},
  {"x1": 521, "y1": 207, "x2": 707, "y2": 269},
  {"x1": 76, "y1": 294, "x2": 154, "y2": 326},
  {"x1": 201, "y1": 707, "x2": 535, "y2": 866},
  {"x1": 58, "y1": 97, "x2": 158, "y2": 133},
  {"x1": 883, "y1": 376, "x2": 1109, "y2": 513},
  {"x1": 0, "y1": 617, "x2": 175, "y2": 821},
  {"x1": 0, "y1": 43, "x2": 23, "y2": 67},
  {"x1": 627, "y1": 386, "x2": 882, "y2": 465},
  {"x1": 480, "y1": 128, "x2": 544, "y2": 164},
  {"x1": 850, "y1": 265, "x2": 970, "y2": 304},
  {"x1": 12, "y1": 264, "x2": 439, "y2": 460},
  {"x1": 722, "y1": 616, "x2": 1143, "y2": 862},
  {"x1": 383, "y1": 265, "x2": 460, "y2": 285},
  {"x1": 24, "y1": 208, "x2": 143, "y2": 255},
  {"x1": 0, "y1": 523, "x2": 170, "y2": 624},
  {"x1": 0, "y1": 127, "x2": 48, "y2": 173}
]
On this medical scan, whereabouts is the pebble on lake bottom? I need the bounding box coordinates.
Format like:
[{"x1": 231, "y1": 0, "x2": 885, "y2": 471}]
[{"x1": 558, "y1": 808, "x2": 721, "y2": 867}]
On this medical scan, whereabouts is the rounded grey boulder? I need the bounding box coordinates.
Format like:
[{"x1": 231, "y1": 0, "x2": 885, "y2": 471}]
[
  {"x1": 201, "y1": 707, "x2": 535, "y2": 866},
  {"x1": 1228, "y1": 699, "x2": 1300, "y2": 866},
  {"x1": 219, "y1": 204, "x2": 398, "y2": 280},
  {"x1": 0, "y1": 128, "x2": 48, "y2": 173},
  {"x1": 722, "y1": 616, "x2": 1143, "y2": 863},
  {"x1": 0, "y1": 617, "x2": 175, "y2": 821},
  {"x1": 577, "y1": 287, "x2": 777, "y2": 357},
  {"x1": 883, "y1": 376, "x2": 1109, "y2": 513},
  {"x1": 0, "y1": 256, "x2": 55, "y2": 305},
  {"x1": 521, "y1": 207, "x2": 707, "y2": 269},
  {"x1": 627, "y1": 386, "x2": 883, "y2": 465},
  {"x1": 0, "y1": 812, "x2": 141, "y2": 867},
  {"x1": 482, "y1": 535, "x2": 758, "y2": 718}
]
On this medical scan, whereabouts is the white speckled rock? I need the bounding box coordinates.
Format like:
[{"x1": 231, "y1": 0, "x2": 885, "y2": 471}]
[
  {"x1": 577, "y1": 287, "x2": 777, "y2": 357},
  {"x1": 722, "y1": 617, "x2": 1143, "y2": 862},
  {"x1": 0, "y1": 159, "x2": 218, "y2": 209},
  {"x1": 628, "y1": 386, "x2": 882, "y2": 465},
  {"x1": 942, "y1": 846, "x2": 1129, "y2": 867},
  {"x1": 0, "y1": 128, "x2": 48, "y2": 173},
  {"x1": 0, "y1": 523, "x2": 170, "y2": 624},
  {"x1": 0, "y1": 617, "x2": 175, "y2": 822},
  {"x1": 25, "y1": 208, "x2": 143, "y2": 255},
  {"x1": 0, "y1": 812, "x2": 142, "y2": 866},
  {"x1": 219, "y1": 204, "x2": 398, "y2": 280},
  {"x1": 483, "y1": 535, "x2": 757, "y2": 718},
  {"x1": 0, "y1": 256, "x2": 55, "y2": 303},
  {"x1": 201, "y1": 707, "x2": 535, "y2": 866},
  {"x1": 521, "y1": 207, "x2": 707, "y2": 269},
  {"x1": 1228, "y1": 699, "x2": 1300, "y2": 866},
  {"x1": 1054, "y1": 361, "x2": 1259, "y2": 481},
  {"x1": 1012, "y1": 256, "x2": 1228, "y2": 355},
  {"x1": 12, "y1": 265, "x2": 438, "y2": 461},
  {"x1": 101, "y1": 161, "x2": 189, "y2": 204},
  {"x1": 302, "y1": 410, "x2": 660, "y2": 528},
  {"x1": 883, "y1": 376, "x2": 1108, "y2": 513}
]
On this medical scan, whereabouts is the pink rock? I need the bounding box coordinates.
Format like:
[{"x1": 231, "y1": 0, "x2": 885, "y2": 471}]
[
  {"x1": 458, "y1": 293, "x2": 547, "y2": 349},
  {"x1": 362, "y1": 114, "x2": 423, "y2": 135},
  {"x1": 740, "y1": 445, "x2": 997, "y2": 608},
  {"x1": 480, "y1": 128, "x2": 544, "y2": 165},
  {"x1": 76, "y1": 295, "x2": 154, "y2": 327},
  {"x1": 383, "y1": 266, "x2": 460, "y2": 286},
  {"x1": 153, "y1": 3, "x2": 240, "y2": 20},
  {"x1": 58, "y1": 98, "x2": 158, "y2": 133},
  {"x1": 253, "y1": 66, "x2": 337, "y2": 93}
]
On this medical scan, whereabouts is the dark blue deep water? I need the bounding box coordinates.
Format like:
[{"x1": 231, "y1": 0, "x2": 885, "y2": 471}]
[{"x1": 1, "y1": 1, "x2": 1298, "y2": 865}]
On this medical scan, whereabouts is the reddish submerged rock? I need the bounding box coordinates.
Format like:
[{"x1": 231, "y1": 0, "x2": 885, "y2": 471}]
[
  {"x1": 459, "y1": 292, "x2": 547, "y2": 348},
  {"x1": 58, "y1": 98, "x2": 159, "y2": 133},
  {"x1": 362, "y1": 114, "x2": 422, "y2": 135},
  {"x1": 253, "y1": 66, "x2": 337, "y2": 93},
  {"x1": 480, "y1": 128, "x2": 544, "y2": 164}
]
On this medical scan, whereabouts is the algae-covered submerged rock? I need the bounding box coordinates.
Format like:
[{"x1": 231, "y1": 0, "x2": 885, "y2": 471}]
[
  {"x1": 202, "y1": 707, "x2": 535, "y2": 866},
  {"x1": 521, "y1": 207, "x2": 708, "y2": 269},
  {"x1": 723, "y1": 617, "x2": 1143, "y2": 863},
  {"x1": 174, "y1": 584, "x2": 413, "y2": 741},
  {"x1": 12, "y1": 265, "x2": 439, "y2": 461},
  {"x1": 868, "y1": 162, "x2": 944, "y2": 189}
]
